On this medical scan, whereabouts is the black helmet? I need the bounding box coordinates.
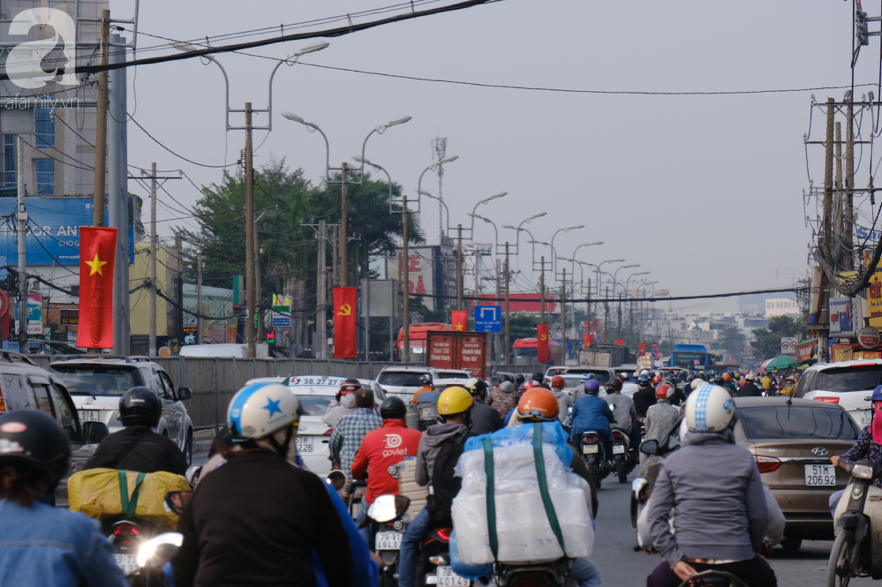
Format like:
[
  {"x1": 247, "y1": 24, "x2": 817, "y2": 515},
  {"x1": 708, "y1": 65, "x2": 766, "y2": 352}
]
[
  {"x1": 531, "y1": 372, "x2": 544, "y2": 384},
  {"x1": 0, "y1": 410, "x2": 70, "y2": 491},
  {"x1": 466, "y1": 378, "x2": 489, "y2": 397},
  {"x1": 637, "y1": 374, "x2": 651, "y2": 387},
  {"x1": 605, "y1": 378, "x2": 623, "y2": 392},
  {"x1": 714, "y1": 376, "x2": 724, "y2": 385},
  {"x1": 515, "y1": 374, "x2": 525, "y2": 384},
  {"x1": 380, "y1": 396, "x2": 407, "y2": 420},
  {"x1": 119, "y1": 387, "x2": 162, "y2": 427}
]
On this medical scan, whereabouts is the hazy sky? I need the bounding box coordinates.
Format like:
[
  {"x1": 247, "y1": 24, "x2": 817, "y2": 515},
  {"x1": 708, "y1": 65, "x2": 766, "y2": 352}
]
[{"x1": 115, "y1": 0, "x2": 872, "y2": 311}]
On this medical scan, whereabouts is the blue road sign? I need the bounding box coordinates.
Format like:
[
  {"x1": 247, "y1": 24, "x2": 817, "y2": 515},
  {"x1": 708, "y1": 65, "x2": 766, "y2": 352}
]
[{"x1": 474, "y1": 305, "x2": 502, "y2": 333}]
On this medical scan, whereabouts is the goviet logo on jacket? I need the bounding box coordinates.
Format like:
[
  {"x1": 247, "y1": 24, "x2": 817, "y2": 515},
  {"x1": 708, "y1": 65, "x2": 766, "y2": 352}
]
[{"x1": 383, "y1": 433, "x2": 408, "y2": 458}]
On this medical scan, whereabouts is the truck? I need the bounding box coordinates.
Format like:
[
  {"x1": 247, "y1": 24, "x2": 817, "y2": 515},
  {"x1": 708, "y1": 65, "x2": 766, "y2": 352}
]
[
  {"x1": 425, "y1": 331, "x2": 491, "y2": 380},
  {"x1": 578, "y1": 344, "x2": 628, "y2": 368}
]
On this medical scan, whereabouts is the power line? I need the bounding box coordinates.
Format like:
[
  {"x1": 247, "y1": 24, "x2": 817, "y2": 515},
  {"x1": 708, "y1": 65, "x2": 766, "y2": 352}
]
[{"x1": 127, "y1": 116, "x2": 237, "y2": 169}]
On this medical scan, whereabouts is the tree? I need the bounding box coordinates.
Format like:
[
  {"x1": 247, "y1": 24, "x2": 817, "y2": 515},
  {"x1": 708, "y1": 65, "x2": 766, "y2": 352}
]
[
  {"x1": 509, "y1": 313, "x2": 542, "y2": 340},
  {"x1": 750, "y1": 315, "x2": 801, "y2": 360}
]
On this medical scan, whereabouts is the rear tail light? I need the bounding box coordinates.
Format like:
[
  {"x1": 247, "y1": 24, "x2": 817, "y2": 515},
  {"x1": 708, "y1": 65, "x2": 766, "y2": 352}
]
[
  {"x1": 612, "y1": 430, "x2": 624, "y2": 442},
  {"x1": 755, "y1": 455, "x2": 782, "y2": 473},
  {"x1": 435, "y1": 527, "x2": 452, "y2": 542},
  {"x1": 583, "y1": 434, "x2": 597, "y2": 444},
  {"x1": 0, "y1": 380, "x2": 5, "y2": 412},
  {"x1": 813, "y1": 396, "x2": 840, "y2": 404},
  {"x1": 323, "y1": 429, "x2": 333, "y2": 435}
]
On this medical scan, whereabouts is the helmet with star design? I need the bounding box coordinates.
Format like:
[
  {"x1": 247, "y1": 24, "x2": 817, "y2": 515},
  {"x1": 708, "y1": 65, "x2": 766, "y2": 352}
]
[{"x1": 227, "y1": 383, "x2": 303, "y2": 440}]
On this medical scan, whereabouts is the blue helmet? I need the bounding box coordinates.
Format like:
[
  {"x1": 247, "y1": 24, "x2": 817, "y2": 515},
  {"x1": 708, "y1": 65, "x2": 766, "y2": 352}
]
[
  {"x1": 637, "y1": 374, "x2": 652, "y2": 386},
  {"x1": 584, "y1": 380, "x2": 600, "y2": 394},
  {"x1": 872, "y1": 385, "x2": 882, "y2": 402}
]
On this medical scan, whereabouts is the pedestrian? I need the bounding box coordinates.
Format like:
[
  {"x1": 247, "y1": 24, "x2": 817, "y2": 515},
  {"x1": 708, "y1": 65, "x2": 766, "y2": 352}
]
[
  {"x1": 329, "y1": 388, "x2": 382, "y2": 476},
  {"x1": 487, "y1": 380, "x2": 520, "y2": 420}
]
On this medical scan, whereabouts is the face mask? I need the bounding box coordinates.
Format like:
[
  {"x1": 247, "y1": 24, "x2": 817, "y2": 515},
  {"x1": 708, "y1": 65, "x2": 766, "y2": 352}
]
[{"x1": 872, "y1": 402, "x2": 882, "y2": 445}]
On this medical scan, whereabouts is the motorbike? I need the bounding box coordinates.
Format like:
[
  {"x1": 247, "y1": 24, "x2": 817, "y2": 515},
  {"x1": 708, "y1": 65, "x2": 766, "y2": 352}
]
[
  {"x1": 611, "y1": 427, "x2": 638, "y2": 483},
  {"x1": 579, "y1": 430, "x2": 610, "y2": 488},
  {"x1": 675, "y1": 571, "x2": 749, "y2": 587},
  {"x1": 361, "y1": 494, "x2": 412, "y2": 587},
  {"x1": 493, "y1": 560, "x2": 568, "y2": 586},
  {"x1": 126, "y1": 532, "x2": 182, "y2": 585},
  {"x1": 631, "y1": 417, "x2": 682, "y2": 550},
  {"x1": 416, "y1": 525, "x2": 472, "y2": 587},
  {"x1": 105, "y1": 516, "x2": 163, "y2": 585},
  {"x1": 827, "y1": 458, "x2": 882, "y2": 586},
  {"x1": 348, "y1": 479, "x2": 369, "y2": 522}
]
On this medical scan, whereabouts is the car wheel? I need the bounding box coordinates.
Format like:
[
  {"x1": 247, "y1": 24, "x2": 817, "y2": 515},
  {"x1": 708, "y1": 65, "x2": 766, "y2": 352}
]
[
  {"x1": 184, "y1": 430, "x2": 193, "y2": 466},
  {"x1": 781, "y1": 533, "x2": 802, "y2": 552}
]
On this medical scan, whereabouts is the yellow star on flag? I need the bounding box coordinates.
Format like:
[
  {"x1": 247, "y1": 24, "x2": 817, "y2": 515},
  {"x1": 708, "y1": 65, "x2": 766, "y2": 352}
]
[
  {"x1": 85, "y1": 253, "x2": 107, "y2": 276},
  {"x1": 454, "y1": 323, "x2": 464, "y2": 331}
]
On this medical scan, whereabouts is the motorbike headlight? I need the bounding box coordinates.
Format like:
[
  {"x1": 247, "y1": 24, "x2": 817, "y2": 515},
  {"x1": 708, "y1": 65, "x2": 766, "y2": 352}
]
[
  {"x1": 853, "y1": 463, "x2": 875, "y2": 479},
  {"x1": 428, "y1": 555, "x2": 449, "y2": 565}
]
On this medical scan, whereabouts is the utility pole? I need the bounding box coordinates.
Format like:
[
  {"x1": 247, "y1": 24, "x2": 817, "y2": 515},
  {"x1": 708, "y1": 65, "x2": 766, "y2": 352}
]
[
  {"x1": 340, "y1": 162, "x2": 348, "y2": 288},
  {"x1": 254, "y1": 212, "x2": 263, "y2": 342},
  {"x1": 402, "y1": 196, "x2": 410, "y2": 363},
  {"x1": 540, "y1": 256, "x2": 546, "y2": 325},
  {"x1": 244, "y1": 103, "x2": 255, "y2": 358},
  {"x1": 629, "y1": 298, "x2": 634, "y2": 348},
  {"x1": 317, "y1": 220, "x2": 327, "y2": 359},
  {"x1": 108, "y1": 32, "x2": 129, "y2": 355},
  {"x1": 149, "y1": 162, "x2": 157, "y2": 356},
  {"x1": 92, "y1": 9, "x2": 110, "y2": 227},
  {"x1": 175, "y1": 232, "x2": 184, "y2": 348},
  {"x1": 845, "y1": 91, "x2": 855, "y2": 270},
  {"x1": 822, "y1": 97, "x2": 835, "y2": 263},
  {"x1": 560, "y1": 268, "x2": 567, "y2": 365},
  {"x1": 586, "y1": 278, "x2": 591, "y2": 345},
  {"x1": 16, "y1": 137, "x2": 26, "y2": 353},
  {"x1": 604, "y1": 286, "x2": 610, "y2": 343},
  {"x1": 456, "y1": 224, "x2": 463, "y2": 311},
  {"x1": 332, "y1": 225, "x2": 339, "y2": 286},
  {"x1": 504, "y1": 242, "x2": 510, "y2": 365},
  {"x1": 617, "y1": 293, "x2": 623, "y2": 339},
  {"x1": 833, "y1": 121, "x2": 842, "y2": 260},
  {"x1": 496, "y1": 258, "x2": 501, "y2": 361},
  {"x1": 197, "y1": 251, "x2": 204, "y2": 344}
]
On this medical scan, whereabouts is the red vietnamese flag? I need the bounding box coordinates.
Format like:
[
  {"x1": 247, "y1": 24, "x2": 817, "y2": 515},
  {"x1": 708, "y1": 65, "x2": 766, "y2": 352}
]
[
  {"x1": 451, "y1": 310, "x2": 468, "y2": 332},
  {"x1": 537, "y1": 324, "x2": 549, "y2": 363},
  {"x1": 583, "y1": 333, "x2": 593, "y2": 348},
  {"x1": 334, "y1": 287, "x2": 357, "y2": 358},
  {"x1": 77, "y1": 227, "x2": 117, "y2": 349}
]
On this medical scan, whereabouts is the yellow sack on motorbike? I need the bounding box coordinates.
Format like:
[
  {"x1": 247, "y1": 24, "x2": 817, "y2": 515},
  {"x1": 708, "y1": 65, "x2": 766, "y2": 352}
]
[{"x1": 68, "y1": 468, "x2": 189, "y2": 527}]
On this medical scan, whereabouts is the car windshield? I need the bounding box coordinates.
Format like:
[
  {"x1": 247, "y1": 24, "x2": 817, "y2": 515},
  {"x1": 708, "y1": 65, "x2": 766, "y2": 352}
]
[
  {"x1": 738, "y1": 406, "x2": 859, "y2": 440},
  {"x1": 435, "y1": 371, "x2": 467, "y2": 380},
  {"x1": 297, "y1": 394, "x2": 335, "y2": 416},
  {"x1": 799, "y1": 365, "x2": 882, "y2": 394},
  {"x1": 49, "y1": 365, "x2": 142, "y2": 396},
  {"x1": 561, "y1": 376, "x2": 583, "y2": 389},
  {"x1": 377, "y1": 372, "x2": 426, "y2": 387}
]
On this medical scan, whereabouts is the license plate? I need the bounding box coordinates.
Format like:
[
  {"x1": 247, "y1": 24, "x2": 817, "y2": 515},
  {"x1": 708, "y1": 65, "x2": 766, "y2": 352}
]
[
  {"x1": 295, "y1": 436, "x2": 314, "y2": 453},
  {"x1": 613, "y1": 444, "x2": 626, "y2": 454},
  {"x1": 805, "y1": 464, "x2": 836, "y2": 486},
  {"x1": 376, "y1": 531, "x2": 402, "y2": 550},
  {"x1": 582, "y1": 444, "x2": 599, "y2": 454},
  {"x1": 437, "y1": 566, "x2": 470, "y2": 586},
  {"x1": 114, "y1": 554, "x2": 139, "y2": 575},
  {"x1": 80, "y1": 410, "x2": 100, "y2": 422}
]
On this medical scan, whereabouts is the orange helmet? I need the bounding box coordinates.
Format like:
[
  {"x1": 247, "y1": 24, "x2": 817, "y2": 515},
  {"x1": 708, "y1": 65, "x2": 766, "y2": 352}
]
[
  {"x1": 723, "y1": 373, "x2": 732, "y2": 382},
  {"x1": 551, "y1": 375, "x2": 565, "y2": 389},
  {"x1": 516, "y1": 388, "x2": 560, "y2": 422}
]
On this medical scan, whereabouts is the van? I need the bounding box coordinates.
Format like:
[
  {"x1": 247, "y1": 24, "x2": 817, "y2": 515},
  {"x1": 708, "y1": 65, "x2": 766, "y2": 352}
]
[
  {"x1": 794, "y1": 358, "x2": 882, "y2": 427},
  {"x1": 179, "y1": 343, "x2": 269, "y2": 359}
]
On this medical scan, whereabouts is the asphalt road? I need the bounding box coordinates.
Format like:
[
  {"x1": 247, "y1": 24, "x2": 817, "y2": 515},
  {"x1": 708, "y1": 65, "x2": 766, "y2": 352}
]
[{"x1": 587, "y1": 470, "x2": 861, "y2": 587}]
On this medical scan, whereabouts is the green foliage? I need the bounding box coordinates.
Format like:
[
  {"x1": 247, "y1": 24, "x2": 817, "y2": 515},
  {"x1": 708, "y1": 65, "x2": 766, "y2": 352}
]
[
  {"x1": 719, "y1": 324, "x2": 747, "y2": 358},
  {"x1": 409, "y1": 295, "x2": 447, "y2": 323},
  {"x1": 750, "y1": 315, "x2": 801, "y2": 360},
  {"x1": 510, "y1": 314, "x2": 542, "y2": 340}
]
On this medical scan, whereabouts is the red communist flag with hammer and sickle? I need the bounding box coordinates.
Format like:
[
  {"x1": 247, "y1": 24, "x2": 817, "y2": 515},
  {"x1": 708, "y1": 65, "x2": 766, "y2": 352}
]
[
  {"x1": 333, "y1": 287, "x2": 357, "y2": 358},
  {"x1": 537, "y1": 323, "x2": 550, "y2": 363},
  {"x1": 77, "y1": 227, "x2": 117, "y2": 349}
]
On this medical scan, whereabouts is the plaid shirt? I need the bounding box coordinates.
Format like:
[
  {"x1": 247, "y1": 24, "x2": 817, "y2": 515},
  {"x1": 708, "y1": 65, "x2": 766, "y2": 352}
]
[{"x1": 329, "y1": 408, "x2": 382, "y2": 476}]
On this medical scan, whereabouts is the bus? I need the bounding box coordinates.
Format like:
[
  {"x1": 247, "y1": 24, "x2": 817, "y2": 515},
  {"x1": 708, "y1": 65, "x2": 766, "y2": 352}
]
[
  {"x1": 669, "y1": 344, "x2": 719, "y2": 371},
  {"x1": 512, "y1": 338, "x2": 563, "y2": 365},
  {"x1": 395, "y1": 323, "x2": 451, "y2": 362}
]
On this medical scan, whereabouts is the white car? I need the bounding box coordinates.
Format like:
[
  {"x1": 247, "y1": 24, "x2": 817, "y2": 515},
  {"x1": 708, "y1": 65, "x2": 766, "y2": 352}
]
[
  {"x1": 244, "y1": 375, "x2": 385, "y2": 477},
  {"x1": 376, "y1": 366, "x2": 436, "y2": 402},
  {"x1": 795, "y1": 359, "x2": 882, "y2": 428}
]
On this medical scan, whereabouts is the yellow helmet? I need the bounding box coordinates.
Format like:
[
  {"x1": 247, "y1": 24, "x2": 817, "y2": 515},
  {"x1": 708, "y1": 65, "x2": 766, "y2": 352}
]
[{"x1": 437, "y1": 386, "x2": 474, "y2": 416}]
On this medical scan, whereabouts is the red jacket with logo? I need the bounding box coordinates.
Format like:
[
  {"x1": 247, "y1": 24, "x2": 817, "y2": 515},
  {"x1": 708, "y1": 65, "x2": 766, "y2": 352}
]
[{"x1": 351, "y1": 419, "x2": 423, "y2": 505}]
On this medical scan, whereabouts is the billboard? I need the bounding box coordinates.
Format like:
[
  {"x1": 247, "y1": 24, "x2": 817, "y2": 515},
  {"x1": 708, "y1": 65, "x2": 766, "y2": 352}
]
[
  {"x1": 473, "y1": 293, "x2": 556, "y2": 314},
  {"x1": 0, "y1": 197, "x2": 138, "y2": 266},
  {"x1": 386, "y1": 246, "x2": 439, "y2": 310},
  {"x1": 830, "y1": 296, "x2": 864, "y2": 337}
]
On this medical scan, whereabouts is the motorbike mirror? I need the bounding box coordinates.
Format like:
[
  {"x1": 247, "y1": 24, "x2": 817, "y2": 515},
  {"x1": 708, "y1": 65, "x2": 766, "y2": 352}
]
[
  {"x1": 639, "y1": 439, "x2": 659, "y2": 456},
  {"x1": 83, "y1": 421, "x2": 108, "y2": 444},
  {"x1": 137, "y1": 532, "x2": 183, "y2": 569},
  {"x1": 185, "y1": 465, "x2": 203, "y2": 488},
  {"x1": 164, "y1": 491, "x2": 192, "y2": 516},
  {"x1": 326, "y1": 470, "x2": 347, "y2": 492},
  {"x1": 366, "y1": 494, "x2": 400, "y2": 523},
  {"x1": 394, "y1": 494, "x2": 411, "y2": 519}
]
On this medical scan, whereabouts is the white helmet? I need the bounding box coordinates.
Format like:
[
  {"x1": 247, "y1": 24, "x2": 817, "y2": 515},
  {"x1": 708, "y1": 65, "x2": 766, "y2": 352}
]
[
  {"x1": 640, "y1": 369, "x2": 649, "y2": 376},
  {"x1": 228, "y1": 383, "x2": 302, "y2": 439},
  {"x1": 685, "y1": 385, "x2": 735, "y2": 433},
  {"x1": 690, "y1": 378, "x2": 706, "y2": 390}
]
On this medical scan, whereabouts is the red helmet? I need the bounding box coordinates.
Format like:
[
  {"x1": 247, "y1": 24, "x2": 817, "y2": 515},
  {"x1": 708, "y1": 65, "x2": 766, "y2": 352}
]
[
  {"x1": 655, "y1": 383, "x2": 675, "y2": 399},
  {"x1": 522, "y1": 381, "x2": 538, "y2": 392},
  {"x1": 652, "y1": 375, "x2": 663, "y2": 385},
  {"x1": 340, "y1": 378, "x2": 361, "y2": 395},
  {"x1": 551, "y1": 375, "x2": 565, "y2": 389}
]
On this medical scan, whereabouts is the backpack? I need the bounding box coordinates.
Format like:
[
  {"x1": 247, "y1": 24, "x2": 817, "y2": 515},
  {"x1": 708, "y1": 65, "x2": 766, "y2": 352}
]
[{"x1": 427, "y1": 437, "x2": 465, "y2": 526}]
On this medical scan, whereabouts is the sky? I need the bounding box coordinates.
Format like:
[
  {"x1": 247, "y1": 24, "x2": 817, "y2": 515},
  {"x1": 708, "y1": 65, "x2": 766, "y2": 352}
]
[{"x1": 112, "y1": 0, "x2": 876, "y2": 312}]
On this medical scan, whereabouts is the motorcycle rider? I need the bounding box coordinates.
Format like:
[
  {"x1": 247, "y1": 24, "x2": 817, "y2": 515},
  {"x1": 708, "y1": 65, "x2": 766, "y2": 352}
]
[
  {"x1": 569, "y1": 380, "x2": 616, "y2": 463},
  {"x1": 84, "y1": 387, "x2": 188, "y2": 475},
  {"x1": 632, "y1": 374, "x2": 658, "y2": 422},
  {"x1": 411, "y1": 374, "x2": 438, "y2": 405},
  {"x1": 465, "y1": 378, "x2": 504, "y2": 435},
  {"x1": 721, "y1": 373, "x2": 737, "y2": 394},
  {"x1": 515, "y1": 373, "x2": 526, "y2": 392},
  {"x1": 398, "y1": 387, "x2": 475, "y2": 587},
  {"x1": 639, "y1": 383, "x2": 682, "y2": 475},
  {"x1": 172, "y1": 383, "x2": 354, "y2": 587},
  {"x1": 737, "y1": 373, "x2": 763, "y2": 398},
  {"x1": 323, "y1": 379, "x2": 361, "y2": 428},
  {"x1": 487, "y1": 379, "x2": 520, "y2": 420},
  {"x1": 0, "y1": 410, "x2": 127, "y2": 587},
  {"x1": 646, "y1": 384, "x2": 775, "y2": 587},
  {"x1": 830, "y1": 385, "x2": 882, "y2": 509},
  {"x1": 351, "y1": 397, "x2": 422, "y2": 547},
  {"x1": 329, "y1": 387, "x2": 382, "y2": 475},
  {"x1": 604, "y1": 378, "x2": 639, "y2": 448},
  {"x1": 532, "y1": 371, "x2": 550, "y2": 389},
  {"x1": 550, "y1": 375, "x2": 574, "y2": 426}
]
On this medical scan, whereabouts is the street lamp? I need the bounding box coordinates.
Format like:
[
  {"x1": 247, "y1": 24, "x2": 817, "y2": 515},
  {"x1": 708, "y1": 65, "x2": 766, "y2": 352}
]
[
  {"x1": 463, "y1": 192, "x2": 507, "y2": 239},
  {"x1": 415, "y1": 156, "x2": 459, "y2": 217},
  {"x1": 590, "y1": 259, "x2": 625, "y2": 295},
  {"x1": 613, "y1": 263, "x2": 640, "y2": 293},
  {"x1": 623, "y1": 271, "x2": 650, "y2": 295},
  {"x1": 469, "y1": 213, "x2": 502, "y2": 253},
  {"x1": 550, "y1": 225, "x2": 584, "y2": 273},
  {"x1": 502, "y1": 212, "x2": 546, "y2": 257},
  {"x1": 352, "y1": 155, "x2": 394, "y2": 205}
]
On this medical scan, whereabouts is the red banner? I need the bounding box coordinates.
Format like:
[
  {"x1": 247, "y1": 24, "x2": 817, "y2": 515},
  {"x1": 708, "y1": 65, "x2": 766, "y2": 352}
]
[
  {"x1": 537, "y1": 324, "x2": 549, "y2": 363},
  {"x1": 615, "y1": 338, "x2": 625, "y2": 346},
  {"x1": 796, "y1": 340, "x2": 816, "y2": 363},
  {"x1": 333, "y1": 287, "x2": 357, "y2": 358},
  {"x1": 452, "y1": 310, "x2": 468, "y2": 332},
  {"x1": 638, "y1": 342, "x2": 646, "y2": 354},
  {"x1": 583, "y1": 333, "x2": 593, "y2": 348},
  {"x1": 76, "y1": 227, "x2": 117, "y2": 349}
]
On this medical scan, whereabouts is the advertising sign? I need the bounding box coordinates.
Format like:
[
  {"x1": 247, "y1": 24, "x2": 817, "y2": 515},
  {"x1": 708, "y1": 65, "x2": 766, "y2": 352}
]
[
  {"x1": 830, "y1": 297, "x2": 864, "y2": 337},
  {"x1": 60, "y1": 308, "x2": 78, "y2": 325},
  {"x1": 14, "y1": 293, "x2": 42, "y2": 334},
  {"x1": 859, "y1": 327, "x2": 882, "y2": 350},
  {"x1": 780, "y1": 337, "x2": 798, "y2": 355},
  {"x1": 426, "y1": 331, "x2": 490, "y2": 380},
  {"x1": 796, "y1": 340, "x2": 816, "y2": 362},
  {"x1": 0, "y1": 197, "x2": 138, "y2": 265},
  {"x1": 386, "y1": 246, "x2": 439, "y2": 310},
  {"x1": 868, "y1": 268, "x2": 882, "y2": 329}
]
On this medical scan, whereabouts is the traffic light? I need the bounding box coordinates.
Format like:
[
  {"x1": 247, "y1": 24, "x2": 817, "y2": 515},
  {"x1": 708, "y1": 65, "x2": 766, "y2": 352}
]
[
  {"x1": 857, "y1": 10, "x2": 870, "y2": 46},
  {"x1": 266, "y1": 330, "x2": 276, "y2": 344}
]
